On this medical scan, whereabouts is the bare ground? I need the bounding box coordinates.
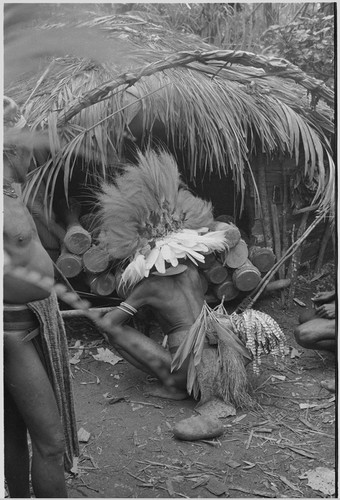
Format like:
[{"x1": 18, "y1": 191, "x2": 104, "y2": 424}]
[{"x1": 64, "y1": 267, "x2": 336, "y2": 499}]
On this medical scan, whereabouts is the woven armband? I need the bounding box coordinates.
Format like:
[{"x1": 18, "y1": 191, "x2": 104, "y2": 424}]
[{"x1": 117, "y1": 302, "x2": 138, "y2": 316}]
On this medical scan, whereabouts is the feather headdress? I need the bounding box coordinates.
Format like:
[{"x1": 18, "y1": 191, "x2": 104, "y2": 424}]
[{"x1": 98, "y1": 149, "x2": 228, "y2": 287}]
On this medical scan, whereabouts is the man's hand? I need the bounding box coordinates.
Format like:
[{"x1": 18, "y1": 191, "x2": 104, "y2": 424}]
[
  {"x1": 312, "y1": 290, "x2": 336, "y2": 305},
  {"x1": 315, "y1": 303, "x2": 336, "y2": 319}
]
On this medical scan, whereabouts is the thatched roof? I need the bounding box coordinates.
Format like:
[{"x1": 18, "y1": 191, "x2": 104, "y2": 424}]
[{"x1": 6, "y1": 12, "x2": 335, "y2": 214}]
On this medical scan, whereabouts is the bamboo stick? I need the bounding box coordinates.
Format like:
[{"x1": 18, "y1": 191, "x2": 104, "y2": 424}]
[
  {"x1": 235, "y1": 213, "x2": 325, "y2": 312},
  {"x1": 61, "y1": 306, "x2": 115, "y2": 318},
  {"x1": 292, "y1": 204, "x2": 319, "y2": 215},
  {"x1": 257, "y1": 158, "x2": 273, "y2": 249},
  {"x1": 287, "y1": 212, "x2": 309, "y2": 307},
  {"x1": 314, "y1": 221, "x2": 332, "y2": 274},
  {"x1": 270, "y1": 203, "x2": 282, "y2": 277},
  {"x1": 281, "y1": 164, "x2": 289, "y2": 306}
]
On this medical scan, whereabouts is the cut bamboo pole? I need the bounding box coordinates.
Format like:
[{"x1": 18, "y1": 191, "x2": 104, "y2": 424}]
[
  {"x1": 83, "y1": 245, "x2": 110, "y2": 273},
  {"x1": 213, "y1": 278, "x2": 239, "y2": 301},
  {"x1": 56, "y1": 246, "x2": 83, "y2": 278},
  {"x1": 232, "y1": 259, "x2": 261, "y2": 292},
  {"x1": 203, "y1": 261, "x2": 229, "y2": 284},
  {"x1": 248, "y1": 246, "x2": 276, "y2": 273},
  {"x1": 224, "y1": 239, "x2": 248, "y2": 268},
  {"x1": 264, "y1": 278, "x2": 291, "y2": 293},
  {"x1": 197, "y1": 252, "x2": 217, "y2": 270},
  {"x1": 210, "y1": 221, "x2": 241, "y2": 249},
  {"x1": 62, "y1": 199, "x2": 92, "y2": 255},
  {"x1": 87, "y1": 272, "x2": 116, "y2": 296}
]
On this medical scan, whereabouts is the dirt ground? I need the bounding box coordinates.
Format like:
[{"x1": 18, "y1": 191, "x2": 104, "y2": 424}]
[{"x1": 64, "y1": 265, "x2": 336, "y2": 499}]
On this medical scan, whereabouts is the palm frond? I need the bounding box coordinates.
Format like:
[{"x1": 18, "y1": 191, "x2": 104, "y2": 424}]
[{"x1": 6, "y1": 13, "x2": 334, "y2": 214}]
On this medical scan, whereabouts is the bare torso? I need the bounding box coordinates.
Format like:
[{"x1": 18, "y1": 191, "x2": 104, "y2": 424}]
[
  {"x1": 124, "y1": 263, "x2": 205, "y2": 334},
  {"x1": 4, "y1": 189, "x2": 54, "y2": 304}
]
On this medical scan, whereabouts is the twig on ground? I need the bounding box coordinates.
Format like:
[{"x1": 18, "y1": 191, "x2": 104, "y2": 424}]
[
  {"x1": 229, "y1": 486, "x2": 274, "y2": 497},
  {"x1": 137, "y1": 460, "x2": 181, "y2": 470},
  {"x1": 156, "y1": 484, "x2": 189, "y2": 498},
  {"x1": 280, "y1": 422, "x2": 304, "y2": 435},
  {"x1": 78, "y1": 477, "x2": 100, "y2": 493},
  {"x1": 246, "y1": 429, "x2": 254, "y2": 449},
  {"x1": 126, "y1": 470, "x2": 151, "y2": 485},
  {"x1": 128, "y1": 400, "x2": 164, "y2": 409}
]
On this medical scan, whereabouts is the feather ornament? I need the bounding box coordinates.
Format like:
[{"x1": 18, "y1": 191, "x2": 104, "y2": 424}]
[{"x1": 98, "y1": 148, "x2": 229, "y2": 287}]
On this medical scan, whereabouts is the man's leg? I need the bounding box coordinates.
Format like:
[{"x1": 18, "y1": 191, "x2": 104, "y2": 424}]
[
  {"x1": 294, "y1": 318, "x2": 336, "y2": 352},
  {"x1": 4, "y1": 332, "x2": 68, "y2": 498},
  {"x1": 4, "y1": 388, "x2": 30, "y2": 498}
]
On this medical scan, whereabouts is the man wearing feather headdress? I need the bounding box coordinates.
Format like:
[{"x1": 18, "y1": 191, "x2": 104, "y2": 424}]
[{"x1": 99, "y1": 149, "x2": 286, "y2": 404}]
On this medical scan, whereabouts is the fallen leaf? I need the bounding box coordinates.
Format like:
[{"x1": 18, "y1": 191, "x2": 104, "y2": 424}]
[
  {"x1": 286, "y1": 446, "x2": 317, "y2": 459},
  {"x1": 92, "y1": 348, "x2": 123, "y2": 366},
  {"x1": 77, "y1": 427, "x2": 91, "y2": 443},
  {"x1": 166, "y1": 479, "x2": 175, "y2": 497},
  {"x1": 271, "y1": 374, "x2": 286, "y2": 381},
  {"x1": 191, "y1": 476, "x2": 209, "y2": 489},
  {"x1": 70, "y1": 456, "x2": 79, "y2": 475},
  {"x1": 69, "y1": 349, "x2": 83, "y2": 364},
  {"x1": 279, "y1": 475, "x2": 302, "y2": 493},
  {"x1": 299, "y1": 403, "x2": 318, "y2": 409},
  {"x1": 243, "y1": 461, "x2": 256, "y2": 469},
  {"x1": 131, "y1": 404, "x2": 143, "y2": 411},
  {"x1": 232, "y1": 414, "x2": 247, "y2": 423},
  {"x1": 300, "y1": 467, "x2": 335, "y2": 495},
  {"x1": 290, "y1": 347, "x2": 301, "y2": 359},
  {"x1": 196, "y1": 398, "x2": 236, "y2": 418},
  {"x1": 205, "y1": 477, "x2": 227, "y2": 496},
  {"x1": 226, "y1": 459, "x2": 241, "y2": 469}
]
